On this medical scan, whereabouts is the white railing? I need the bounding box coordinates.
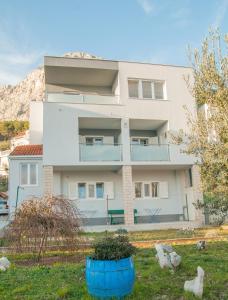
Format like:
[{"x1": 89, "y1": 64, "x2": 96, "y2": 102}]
[{"x1": 47, "y1": 93, "x2": 119, "y2": 105}]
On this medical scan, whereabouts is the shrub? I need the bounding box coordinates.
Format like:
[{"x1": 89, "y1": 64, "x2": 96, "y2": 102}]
[
  {"x1": 91, "y1": 235, "x2": 136, "y2": 261},
  {"x1": 5, "y1": 196, "x2": 82, "y2": 261}
]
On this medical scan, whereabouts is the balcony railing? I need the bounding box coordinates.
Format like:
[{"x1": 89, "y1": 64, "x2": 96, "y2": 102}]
[
  {"x1": 47, "y1": 93, "x2": 119, "y2": 105},
  {"x1": 131, "y1": 144, "x2": 170, "y2": 161},
  {"x1": 80, "y1": 144, "x2": 122, "y2": 161}
]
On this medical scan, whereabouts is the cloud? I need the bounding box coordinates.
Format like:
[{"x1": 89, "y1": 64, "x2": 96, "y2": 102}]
[
  {"x1": 0, "y1": 20, "x2": 44, "y2": 85},
  {"x1": 137, "y1": 0, "x2": 154, "y2": 14},
  {"x1": 212, "y1": 0, "x2": 228, "y2": 28}
]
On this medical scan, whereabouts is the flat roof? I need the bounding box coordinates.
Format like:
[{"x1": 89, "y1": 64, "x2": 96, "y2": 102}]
[{"x1": 44, "y1": 55, "x2": 192, "y2": 70}]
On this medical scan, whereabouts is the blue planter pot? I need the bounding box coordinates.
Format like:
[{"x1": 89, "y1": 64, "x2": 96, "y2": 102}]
[{"x1": 86, "y1": 256, "x2": 135, "y2": 299}]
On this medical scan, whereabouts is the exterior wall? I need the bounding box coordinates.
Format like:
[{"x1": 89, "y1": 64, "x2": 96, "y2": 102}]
[
  {"x1": 43, "y1": 62, "x2": 196, "y2": 167},
  {"x1": 53, "y1": 170, "x2": 123, "y2": 225},
  {"x1": 51, "y1": 168, "x2": 194, "y2": 225},
  {"x1": 132, "y1": 169, "x2": 184, "y2": 219},
  {"x1": 8, "y1": 157, "x2": 43, "y2": 217},
  {"x1": 29, "y1": 101, "x2": 43, "y2": 144}
]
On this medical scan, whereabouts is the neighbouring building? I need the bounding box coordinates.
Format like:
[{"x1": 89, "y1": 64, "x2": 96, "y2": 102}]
[{"x1": 8, "y1": 55, "x2": 205, "y2": 231}]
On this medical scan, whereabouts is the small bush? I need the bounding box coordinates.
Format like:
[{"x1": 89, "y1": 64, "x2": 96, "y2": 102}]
[
  {"x1": 116, "y1": 228, "x2": 128, "y2": 235},
  {"x1": 91, "y1": 235, "x2": 136, "y2": 261}
]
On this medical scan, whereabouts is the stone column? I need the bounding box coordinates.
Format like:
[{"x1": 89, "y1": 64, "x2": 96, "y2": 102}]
[
  {"x1": 122, "y1": 165, "x2": 134, "y2": 225},
  {"x1": 43, "y1": 165, "x2": 53, "y2": 196},
  {"x1": 121, "y1": 118, "x2": 131, "y2": 163},
  {"x1": 192, "y1": 165, "x2": 205, "y2": 225}
]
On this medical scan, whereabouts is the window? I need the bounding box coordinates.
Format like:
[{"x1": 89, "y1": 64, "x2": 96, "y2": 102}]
[
  {"x1": 144, "y1": 183, "x2": 150, "y2": 197},
  {"x1": 135, "y1": 182, "x2": 142, "y2": 198},
  {"x1": 151, "y1": 182, "x2": 159, "y2": 197},
  {"x1": 142, "y1": 81, "x2": 152, "y2": 98},
  {"x1": 154, "y1": 82, "x2": 164, "y2": 99},
  {"x1": 131, "y1": 138, "x2": 149, "y2": 145},
  {"x1": 128, "y1": 80, "x2": 139, "y2": 98},
  {"x1": 20, "y1": 163, "x2": 38, "y2": 186},
  {"x1": 86, "y1": 137, "x2": 103, "y2": 145},
  {"x1": 78, "y1": 183, "x2": 86, "y2": 199},
  {"x1": 128, "y1": 79, "x2": 165, "y2": 100},
  {"x1": 96, "y1": 183, "x2": 104, "y2": 199}
]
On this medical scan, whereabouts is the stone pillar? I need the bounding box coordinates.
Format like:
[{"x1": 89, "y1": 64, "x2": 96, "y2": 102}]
[
  {"x1": 121, "y1": 118, "x2": 131, "y2": 163},
  {"x1": 192, "y1": 165, "x2": 205, "y2": 224},
  {"x1": 122, "y1": 165, "x2": 134, "y2": 225},
  {"x1": 43, "y1": 165, "x2": 53, "y2": 196}
]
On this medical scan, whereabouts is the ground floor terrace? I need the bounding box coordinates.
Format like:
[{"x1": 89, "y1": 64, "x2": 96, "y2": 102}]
[{"x1": 47, "y1": 164, "x2": 204, "y2": 230}]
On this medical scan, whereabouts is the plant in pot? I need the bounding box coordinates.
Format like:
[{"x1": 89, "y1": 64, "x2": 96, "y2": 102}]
[{"x1": 86, "y1": 235, "x2": 136, "y2": 298}]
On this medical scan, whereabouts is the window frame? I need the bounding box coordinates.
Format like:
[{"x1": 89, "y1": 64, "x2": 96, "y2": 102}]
[
  {"x1": 85, "y1": 136, "x2": 104, "y2": 145},
  {"x1": 77, "y1": 182, "x2": 106, "y2": 200},
  {"x1": 128, "y1": 78, "x2": 166, "y2": 100},
  {"x1": 128, "y1": 79, "x2": 140, "y2": 98},
  {"x1": 20, "y1": 163, "x2": 38, "y2": 187},
  {"x1": 96, "y1": 182, "x2": 105, "y2": 199},
  {"x1": 131, "y1": 137, "x2": 149, "y2": 145},
  {"x1": 134, "y1": 181, "x2": 161, "y2": 199},
  {"x1": 151, "y1": 182, "x2": 159, "y2": 198}
]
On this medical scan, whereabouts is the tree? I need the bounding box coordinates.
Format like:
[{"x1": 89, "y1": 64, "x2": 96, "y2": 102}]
[
  {"x1": 175, "y1": 30, "x2": 228, "y2": 224},
  {"x1": 6, "y1": 196, "x2": 82, "y2": 261}
]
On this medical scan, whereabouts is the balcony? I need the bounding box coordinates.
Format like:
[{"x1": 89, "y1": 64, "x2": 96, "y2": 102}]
[
  {"x1": 80, "y1": 144, "x2": 122, "y2": 161},
  {"x1": 47, "y1": 93, "x2": 119, "y2": 105},
  {"x1": 131, "y1": 144, "x2": 170, "y2": 161}
]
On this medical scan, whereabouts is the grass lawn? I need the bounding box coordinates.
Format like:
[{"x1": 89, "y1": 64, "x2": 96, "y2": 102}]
[{"x1": 0, "y1": 241, "x2": 228, "y2": 299}]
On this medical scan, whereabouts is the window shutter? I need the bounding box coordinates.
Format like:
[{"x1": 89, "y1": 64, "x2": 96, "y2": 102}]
[
  {"x1": 68, "y1": 182, "x2": 78, "y2": 199},
  {"x1": 104, "y1": 182, "x2": 114, "y2": 199},
  {"x1": 159, "y1": 181, "x2": 168, "y2": 198}
]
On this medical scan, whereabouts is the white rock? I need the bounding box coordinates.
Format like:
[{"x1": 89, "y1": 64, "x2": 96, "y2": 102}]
[
  {"x1": 161, "y1": 244, "x2": 173, "y2": 253},
  {"x1": 170, "y1": 251, "x2": 181, "y2": 268},
  {"x1": 197, "y1": 241, "x2": 206, "y2": 250},
  {"x1": 0, "y1": 257, "x2": 11, "y2": 269},
  {"x1": 155, "y1": 244, "x2": 172, "y2": 269},
  {"x1": 0, "y1": 265, "x2": 6, "y2": 271},
  {"x1": 184, "y1": 266, "x2": 204, "y2": 298}
]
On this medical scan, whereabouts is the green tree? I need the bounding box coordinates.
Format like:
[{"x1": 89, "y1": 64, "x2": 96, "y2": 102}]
[{"x1": 176, "y1": 30, "x2": 228, "y2": 224}]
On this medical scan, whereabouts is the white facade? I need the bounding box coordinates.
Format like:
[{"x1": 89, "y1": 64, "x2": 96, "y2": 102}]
[{"x1": 8, "y1": 56, "x2": 204, "y2": 230}]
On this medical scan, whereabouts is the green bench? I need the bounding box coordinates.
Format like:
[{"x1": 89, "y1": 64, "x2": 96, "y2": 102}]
[{"x1": 108, "y1": 209, "x2": 138, "y2": 225}]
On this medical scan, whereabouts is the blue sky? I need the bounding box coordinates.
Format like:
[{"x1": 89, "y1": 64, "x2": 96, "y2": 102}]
[{"x1": 0, "y1": 0, "x2": 227, "y2": 85}]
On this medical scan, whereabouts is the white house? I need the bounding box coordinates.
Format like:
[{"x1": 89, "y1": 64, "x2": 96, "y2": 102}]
[{"x1": 8, "y1": 55, "x2": 204, "y2": 231}]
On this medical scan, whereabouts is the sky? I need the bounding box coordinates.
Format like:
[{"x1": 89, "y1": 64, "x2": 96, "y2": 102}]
[{"x1": 0, "y1": 0, "x2": 227, "y2": 85}]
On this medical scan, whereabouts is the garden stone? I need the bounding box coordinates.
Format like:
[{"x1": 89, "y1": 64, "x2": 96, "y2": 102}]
[
  {"x1": 184, "y1": 266, "x2": 204, "y2": 298},
  {"x1": 196, "y1": 241, "x2": 206, "y2": 250},
  {"x1": 169, "y1": 251, "x2": 181, "y2": 268},
  {"x1": 161, "y1": 244, "x2": 173, "y2": 253},
  {"x1": 155, "y1": 244, "x2": 172, "y2": 269},
  {"x1": 0, "y1": 257, "x2": 11, "y2": 269},
  {"x1": 0, "y1": 265, "x2": 6, "y2": 271}
]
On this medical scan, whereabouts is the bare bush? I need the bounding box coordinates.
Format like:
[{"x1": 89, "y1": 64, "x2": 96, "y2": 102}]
[{"x1": 6, "y1": 196, "x2": 83, "y2": 261}]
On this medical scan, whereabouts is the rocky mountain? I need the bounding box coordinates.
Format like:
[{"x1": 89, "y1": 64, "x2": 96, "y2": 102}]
[{"x1": 0, "y1": 52, "x2": 101, "y2": 121}]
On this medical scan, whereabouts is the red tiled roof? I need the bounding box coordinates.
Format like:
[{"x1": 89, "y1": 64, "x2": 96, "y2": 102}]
[{"x1": 10, "y1": 145, "x2": 43, "y2": 156}]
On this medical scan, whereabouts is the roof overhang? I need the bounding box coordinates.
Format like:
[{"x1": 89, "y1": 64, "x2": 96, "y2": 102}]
[{"x1": 44, "y1": 56, "x2": 119, "y2": 87}]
